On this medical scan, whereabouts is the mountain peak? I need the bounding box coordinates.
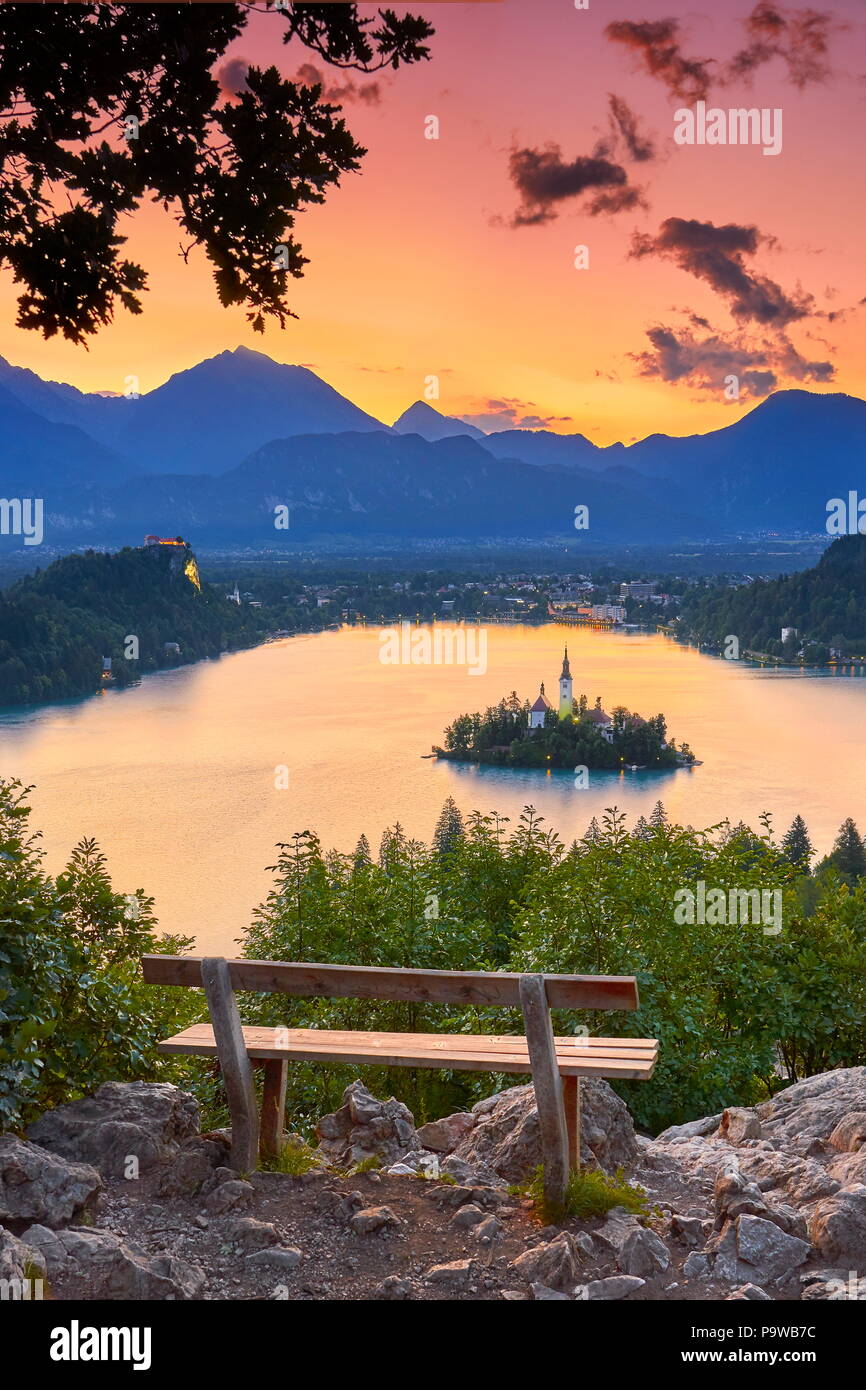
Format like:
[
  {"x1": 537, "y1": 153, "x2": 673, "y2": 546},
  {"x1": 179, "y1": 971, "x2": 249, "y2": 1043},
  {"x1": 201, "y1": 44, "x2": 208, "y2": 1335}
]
[{"x1": 392, "y1": 400, "x2": 485, "y2": 442}]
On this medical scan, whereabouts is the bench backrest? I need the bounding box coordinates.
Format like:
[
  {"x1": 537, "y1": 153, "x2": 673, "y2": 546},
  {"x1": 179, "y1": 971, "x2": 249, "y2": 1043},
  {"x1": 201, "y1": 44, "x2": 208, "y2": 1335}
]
[{"x1": 142, "y1": 955, "x2": 639, "y2": 1011}]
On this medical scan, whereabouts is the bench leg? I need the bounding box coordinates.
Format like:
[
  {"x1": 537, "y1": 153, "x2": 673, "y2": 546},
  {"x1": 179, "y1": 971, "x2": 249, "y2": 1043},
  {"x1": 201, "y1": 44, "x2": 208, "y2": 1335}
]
[
  {"x1": 562, "y1": 1075, "x2": 581, "y2": 1172},
  {"x1": 201, "y1": 957, "x2": 260, "y2": 1173},
  {"x1": 260, "y1": 1059, "x2": 288, "y2": 1163},
  {"x1": 519, "y1": 974, "x2": 570, "y2": 1213}
]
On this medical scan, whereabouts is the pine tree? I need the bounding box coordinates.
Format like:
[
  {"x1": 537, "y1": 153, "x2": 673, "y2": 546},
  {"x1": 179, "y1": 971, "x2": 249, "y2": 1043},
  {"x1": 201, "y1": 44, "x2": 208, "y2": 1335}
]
[
  {"x1": 632, "y1": 815, "x2": 650, "y2": 841},
  {"x1": 353, "y1": 833, "x2": 371, "y2": 869},
  {"x1": 649, "y1": 800, "x2": 668, "y2": 828},
  {"x1": 781, "y1": 815, "x2": 813, "y2": 872},
  {"x1": 433, "y1": 797, "x2": 465, "y2": 857},
  {"x1": 583, "y1": 816, "x2": 601, "y2": 844},
  {"x1": 823, "y1": 818, "x2": 866, "y2": 885}
]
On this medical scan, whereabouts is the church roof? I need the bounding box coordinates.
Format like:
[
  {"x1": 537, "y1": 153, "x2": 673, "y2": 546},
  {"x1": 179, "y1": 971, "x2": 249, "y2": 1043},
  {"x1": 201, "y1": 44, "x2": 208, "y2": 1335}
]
[
  {"x1": 530, "y1": 683, "x2": 552, "y2": 713},
  {"x1": 560, "y1": 645, "x2": 571, "y2": 679},
  {"x1": 584, "y1": 707, "x2": 612, "y2": 724}
]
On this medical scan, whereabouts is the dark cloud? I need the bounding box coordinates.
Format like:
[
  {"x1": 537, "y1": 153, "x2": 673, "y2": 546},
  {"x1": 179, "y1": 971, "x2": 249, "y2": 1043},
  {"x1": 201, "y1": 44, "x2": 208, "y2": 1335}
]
[
  {"x1": 507, "y1": 143, "x2": 644, "y2": 225},
  {"x1": 631, "y1": 321, "x2": 834, "y2": 397},
  {"x1": 216, "y1": 57, "x2": 250, "y2": 98},
  {"x1": 726, "y1": 3, "x2": 835, "y2": 89},
  {"x1": 460, "y1": 397, "x2": 576, "y2": 432},
  {"x1": 295, "y1": 62, "x2": 381, "y2": 106},
  {"x1": 605, "y1": 19, "x2": 714, "y2": 102},
  {"x1": 606, "y1": 5, "x2": 837, "y2": 99},
  {"x1": 630, "y1": 218, "x2": 812, "y2": 326},
  {"x1": 607, "y1": 94, "x2": 656, "y2": 163}
]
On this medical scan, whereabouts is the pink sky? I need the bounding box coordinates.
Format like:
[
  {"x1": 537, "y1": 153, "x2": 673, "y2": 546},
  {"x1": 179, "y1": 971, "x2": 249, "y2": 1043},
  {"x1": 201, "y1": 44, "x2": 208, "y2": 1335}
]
[{"x1": 2, "y1": 0, "x2": 865, "y2": 444}]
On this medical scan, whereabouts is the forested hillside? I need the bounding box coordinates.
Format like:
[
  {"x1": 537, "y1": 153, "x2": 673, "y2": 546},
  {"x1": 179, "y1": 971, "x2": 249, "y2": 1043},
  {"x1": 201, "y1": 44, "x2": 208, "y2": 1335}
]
[
  {"x1": 0, "y1": 543, "x2": 269, "y2": 707},
  {"x1": 678, "y1": 535, "x2": 866, "y2": 659}
]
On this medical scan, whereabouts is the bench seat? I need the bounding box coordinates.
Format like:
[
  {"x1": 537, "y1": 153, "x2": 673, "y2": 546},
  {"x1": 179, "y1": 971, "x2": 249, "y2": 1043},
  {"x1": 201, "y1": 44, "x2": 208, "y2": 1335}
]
[{"x1": 158, "y1": 1023, "x2": 658, "y2": 1080}]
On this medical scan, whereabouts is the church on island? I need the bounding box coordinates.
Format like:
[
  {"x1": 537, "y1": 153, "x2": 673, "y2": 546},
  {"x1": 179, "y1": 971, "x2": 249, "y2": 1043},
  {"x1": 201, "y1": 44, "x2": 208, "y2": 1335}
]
[{"x1": 528, "y1": 646, "x2": 614, "y2": 741}]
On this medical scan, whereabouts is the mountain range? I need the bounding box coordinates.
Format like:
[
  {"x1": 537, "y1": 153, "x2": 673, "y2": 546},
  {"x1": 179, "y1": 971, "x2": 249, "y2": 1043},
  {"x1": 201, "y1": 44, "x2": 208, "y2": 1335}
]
[{"x1": 0, "y1": 345, "x2": 862, "y2": 545}]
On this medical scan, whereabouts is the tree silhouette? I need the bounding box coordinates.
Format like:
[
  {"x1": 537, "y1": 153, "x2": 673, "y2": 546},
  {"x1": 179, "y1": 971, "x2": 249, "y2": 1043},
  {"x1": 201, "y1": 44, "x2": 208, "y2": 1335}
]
[
  {"x1": 781, "y1": 814, "x2": 813, "y2": 873},
  {"x1": 0, "y1": 4, "x2": 433, "y2": 342},
  {"x1": 820, "y1": 817, "x2": 866, "y2": 887}
]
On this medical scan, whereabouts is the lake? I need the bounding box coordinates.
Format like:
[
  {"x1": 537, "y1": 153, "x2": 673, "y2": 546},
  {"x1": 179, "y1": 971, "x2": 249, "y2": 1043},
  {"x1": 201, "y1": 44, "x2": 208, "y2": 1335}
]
[{"x1": 2, "y1": 622, "x2": 864, "y2": 953}]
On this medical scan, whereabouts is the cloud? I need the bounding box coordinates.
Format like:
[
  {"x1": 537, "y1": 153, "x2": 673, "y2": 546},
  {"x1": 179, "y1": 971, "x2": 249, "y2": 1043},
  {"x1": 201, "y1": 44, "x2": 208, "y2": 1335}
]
[
  {"x1": 630, "y1": 217, "x2": 812, "y2": 326},
  {"x1": 460, "y1": 397, "x2": 576, "y2": 433},
  {"x1": 606, "y1": 94, "x2": 656, "y2": 163},
  {"x1": 295, "y1": 62, "x2": 381, "y2": 106},
  {"x1": 631, "y1": 321, "x2": 834, "y2": 397},
  {"x1": 605, "y1": 6, "x2": 837, "y2": 100},
  {"x1": 726, "y1": 3, "x2": 835, "y2": 89},
  {"x1": 605, "y1": 19, "x2": 714, "y2": 102},
  {"x1": 217, "y1": 57, "x2": 250, "y2": 99},
  {"x1": 507, "y1": 143, "x2": 645, "y2": 225}
]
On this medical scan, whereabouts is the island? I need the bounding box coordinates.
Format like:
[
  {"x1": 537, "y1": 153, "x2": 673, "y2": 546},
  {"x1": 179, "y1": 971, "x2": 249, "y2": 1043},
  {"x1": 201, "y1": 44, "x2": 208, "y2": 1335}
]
[{"x1": 433, "y1": 646, "x2": 697, "y2": 771}]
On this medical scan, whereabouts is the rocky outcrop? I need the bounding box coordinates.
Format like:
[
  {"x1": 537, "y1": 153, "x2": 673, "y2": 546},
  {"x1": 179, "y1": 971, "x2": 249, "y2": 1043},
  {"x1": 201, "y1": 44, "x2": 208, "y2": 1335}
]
[
  {"x1": 0, "y1": 1136, "x2": 101, "y2": 1228},
  {"x1": 316, "y1": 1082, "x2": 418, "y2": 1167},
  {"x1": 27, "y1": 1082, "x2": 200, "y2": 1178},
  {"x1": 20, "y1": 1223, "x2": 205, "y2": 1299},
  {"x1": 452, "y1": 1079, "x2": 638, "y2": 1182}
]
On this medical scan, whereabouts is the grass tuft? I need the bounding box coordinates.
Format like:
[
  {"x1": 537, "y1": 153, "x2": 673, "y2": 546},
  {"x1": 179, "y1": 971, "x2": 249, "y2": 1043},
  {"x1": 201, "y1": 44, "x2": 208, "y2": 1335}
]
[{"x1": 525, "y1": 1164, "x2": 652, "y2": 1224}]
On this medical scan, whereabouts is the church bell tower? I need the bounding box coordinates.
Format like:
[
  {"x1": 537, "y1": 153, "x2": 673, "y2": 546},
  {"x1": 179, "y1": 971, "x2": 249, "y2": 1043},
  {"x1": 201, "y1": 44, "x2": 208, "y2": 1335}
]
[{"x1": 558, "y1": 645, "x2": 573, "y2": 718}]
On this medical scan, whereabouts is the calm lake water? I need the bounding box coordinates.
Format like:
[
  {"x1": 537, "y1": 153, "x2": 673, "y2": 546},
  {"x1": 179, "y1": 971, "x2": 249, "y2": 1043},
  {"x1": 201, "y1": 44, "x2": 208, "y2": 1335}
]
[{"x1": 2, "y1": 623, "x2": 864, "y2": 953}]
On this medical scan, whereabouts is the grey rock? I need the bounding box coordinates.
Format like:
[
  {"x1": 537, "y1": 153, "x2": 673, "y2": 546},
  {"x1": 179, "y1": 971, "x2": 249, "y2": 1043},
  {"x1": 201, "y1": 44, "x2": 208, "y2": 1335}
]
[
  {"x1": 809, "y1": 1185, "x2": 866, "y2": 1264},
  {"x1": 222, "y1": 1217, "x2": 279, "y2": 1253},
  {"x1": 583, "y1": 1275, "x2": 645, "y2": 1300},
  {"x1": 316, "y1": 1081, "x2": 417, "y2": 1167},
  {"x1": 25, "y1": 1225, "x2": 204, "y2": 1299},
  {"x1": 350, "y1": 1205, "x2": 402, "y2": 1235},
  {"x1": 202, "y1": 1179, "x2": 255, "y2": 1215},
  {"x1": 718, "y1": 1107, "x2": 762, "y2": 1144},
  {"x1": 450, "y1": 1203, "x2": 486, "y2": 1229},
  {"x1": 245, "y1": 1247, "x2": 301, "y2": 1272},
  {"x1": 618, "y1": 1227, "x2": 671, "y2": 1277},
  {"x1": 0, "y1": 1136, "x2": 101, "y2": 1228},
  {"x1": 828, "y1": 1113, "x2": 866, "y2": 1154},
  {"x1": 415, "y1": 1113, "x2": 476, "y2": 1154},
  {"x1": 27, "y1": 1082, "x2": 199, "y2": 1178},
  {"x1": 671, "y1": 1214, "x2": 704, "y2": 1247},
  {"x1": 456, "y1": 1079, "x2": 637, "y2": 1182},
  {"x1": 594, "y1": 1206, "x2": 642, "y2": 1252},
  {"x1": 511, "y1": 1233, "x2": 580, "y2": 1291},
  {"x1": 425, "y1": 1258, "x2": 474, "y2": 1285},
  {"x1": 683, "y1": 1252, "x2": 712, "y2": 1279},
  {"x1": 474, "y1": 1215, "x2": 504, "y2": 1241},
  {"x1": 440, "y1": 1154, "x2": 507, "y2": 1188},
  {"x1": 727, "y1": 1283, "x2": 771, "y2": 1300},
  {"x1": 375, "y1": 1275, "x2": 415, "y2": 1300},
  {"x1": 531, "y1": 1282, "x2": 570, "y2": 1300},
  {"x1": 0, "y1": 1228, "x2": 46, "y2": 1287}
]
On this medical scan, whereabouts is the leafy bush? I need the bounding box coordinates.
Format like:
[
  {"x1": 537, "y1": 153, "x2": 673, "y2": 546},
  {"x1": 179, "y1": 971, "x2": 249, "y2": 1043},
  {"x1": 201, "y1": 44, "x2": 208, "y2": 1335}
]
[{"x1": 0, "y1": 778, "x2": 197, "y2": 1131}]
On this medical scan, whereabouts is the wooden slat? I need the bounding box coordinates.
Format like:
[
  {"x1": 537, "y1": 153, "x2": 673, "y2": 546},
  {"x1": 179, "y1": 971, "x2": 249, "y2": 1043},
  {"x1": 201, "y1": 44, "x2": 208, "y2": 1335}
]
[
  {"x1": 520, "y1": 974, "x2": 569, "y2": 1210},
  {"x1": 156, "y1": 1025, "x2": 657, "y2": 1079},
  {"x1": 159, "y1": 1023, "x2": 656, "y2": 1061},
  {"x1": 201, "y1": 957, "x2": 259, "y2": 1173},
  {"x1": 164, "y1": 1024, "x2": 656, "y2": 1058},
  {"x1": 142, "y1": 955, "x2": 639, "y2": 1012}
]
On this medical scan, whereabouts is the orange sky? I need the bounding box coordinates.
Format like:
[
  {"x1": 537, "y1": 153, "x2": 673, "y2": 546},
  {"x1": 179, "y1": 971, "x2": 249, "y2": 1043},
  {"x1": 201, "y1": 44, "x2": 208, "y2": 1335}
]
[{"x1": 2, "y1": 0, "x2": 865, "y2": 445}]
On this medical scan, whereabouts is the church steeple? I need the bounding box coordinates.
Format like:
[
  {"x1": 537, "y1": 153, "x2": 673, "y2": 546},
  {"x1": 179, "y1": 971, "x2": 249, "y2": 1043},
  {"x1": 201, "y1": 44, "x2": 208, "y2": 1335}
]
[{"x1": 558, "y1": 644, "x2": 573, "y2": 719}]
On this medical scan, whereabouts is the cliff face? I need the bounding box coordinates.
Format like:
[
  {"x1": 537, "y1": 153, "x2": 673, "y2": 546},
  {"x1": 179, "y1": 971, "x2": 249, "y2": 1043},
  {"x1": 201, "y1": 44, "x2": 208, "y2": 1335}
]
[{"x1": 4, "y1": 1068, "x2": 865, "y2": 1302}]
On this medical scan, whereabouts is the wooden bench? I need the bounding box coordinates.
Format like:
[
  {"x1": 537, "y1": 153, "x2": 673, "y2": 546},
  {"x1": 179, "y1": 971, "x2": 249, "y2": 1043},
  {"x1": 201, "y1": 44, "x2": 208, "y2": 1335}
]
[{"x1": 142, "y1": 955, "x2": 657, "y2": 1209}]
